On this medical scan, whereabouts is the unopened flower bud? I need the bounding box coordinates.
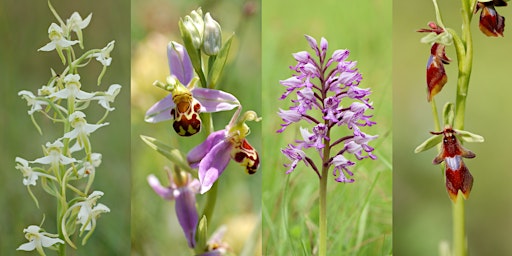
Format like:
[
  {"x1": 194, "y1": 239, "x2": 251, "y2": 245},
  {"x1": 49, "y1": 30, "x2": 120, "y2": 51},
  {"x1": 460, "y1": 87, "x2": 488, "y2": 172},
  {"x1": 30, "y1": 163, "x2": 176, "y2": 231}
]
[{"x1": 202, "y1": 13, "x2": 222, "y2": 56}]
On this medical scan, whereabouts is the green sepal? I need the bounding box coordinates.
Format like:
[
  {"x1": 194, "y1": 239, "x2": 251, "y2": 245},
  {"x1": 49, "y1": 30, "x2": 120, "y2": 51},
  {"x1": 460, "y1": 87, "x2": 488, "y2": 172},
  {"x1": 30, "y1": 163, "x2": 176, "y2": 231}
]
[
  {"x1": 207, "y1": 33, "x2": 234, "y2": 89},
  {"x1": 442, "y1": 102, "x2": 454, "y2": 128},
  {"x1": 454, "y1": 129, "x2": 485, "y2": 143},
  {"x1": 414, "y1": 134, "x2": 443, "y2": 153},
  {"x1": 140, "y1": 135, "x2": 192, "y2": 172},
  {"x1": 195, "y1": 215, "x2": 208, "y2": 254}
]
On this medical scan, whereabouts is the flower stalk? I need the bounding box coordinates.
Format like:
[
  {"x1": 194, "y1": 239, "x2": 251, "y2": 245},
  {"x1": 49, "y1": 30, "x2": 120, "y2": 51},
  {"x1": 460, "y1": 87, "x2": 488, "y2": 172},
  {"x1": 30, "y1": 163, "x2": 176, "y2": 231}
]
[
  {"x1": 278, "y1": 35, "x2": 377, "y2": 255},
  {"x1": 16, "y1": 3, "x2": 120, "y2": 255},
  {"x1": 415, "y1": 0, "x2": 506, "y2": 255}
]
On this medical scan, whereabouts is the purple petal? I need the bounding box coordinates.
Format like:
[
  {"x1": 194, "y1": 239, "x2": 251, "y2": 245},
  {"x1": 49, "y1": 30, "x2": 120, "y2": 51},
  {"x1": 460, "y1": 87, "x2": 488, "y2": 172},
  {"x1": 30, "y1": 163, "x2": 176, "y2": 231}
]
[
  {"x1": 187, "y1": 130, "x2": 227, "y2": 168},
  {"x1": 198, "y1": 140, "x2": 232, "y2": 194},
  {"x1": 292, "y1": 51, "x2": 310, "y2": 63},
  {"x1": 145, "y1": 94, "x2": 175, "y2": 123},
  {"x1": 147, "y1": 175, "x2": 176, "y2": 200},
  {"x1": 191, "y1": 88, "x2": 240, "y2": 113},
  {"x1": 332, "y1": 49, "x2": 350, "y2": 62},
  {"x1": 168, "y1": 42, "x2": 193, "y2": 85},
  {"x1": 175, "y1": 188, "x2": 199, "y2": 248},
  {"x1": 304, "y1": 35, "x2": 320, "y2": 56}
]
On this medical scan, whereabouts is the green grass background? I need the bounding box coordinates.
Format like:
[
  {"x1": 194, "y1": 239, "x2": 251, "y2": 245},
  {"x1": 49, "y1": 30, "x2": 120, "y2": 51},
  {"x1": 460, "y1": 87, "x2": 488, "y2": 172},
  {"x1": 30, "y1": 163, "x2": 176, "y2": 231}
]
[
  {"x1": 0, "y1": 0, "x2": 130, "y2": 255},
  {"x1": 262, "y1": 0, "x2": 392, "y2": 255},
  {"x1": 393, "y1": 1, "x2": 512, "y2": 255},
  {"x1": 130, "y1": 0, "x2": 261, "y2": 255}
]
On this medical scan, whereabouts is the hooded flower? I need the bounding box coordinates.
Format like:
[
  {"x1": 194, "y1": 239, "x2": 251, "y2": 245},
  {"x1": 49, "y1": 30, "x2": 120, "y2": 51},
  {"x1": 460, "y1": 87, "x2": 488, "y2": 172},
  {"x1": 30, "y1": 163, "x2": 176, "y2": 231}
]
[
  {"x1": 278, "y1": 35, "x2": 377, "y2": 183},
  {"x1": 63, "y1": 111, "x2": 109, "y2": 152},
  {"x1": 475, "y1": 0, "x2": 507, "y2": 37},
  {"x1": 147, "y1": 169, "x2": 200, "y2": 248},
  {"x1": 50, "y1": 74, "x2": 95, "y2": 100},
  {"x1": 75, "y1": 191, "x2": 110, "y2": 232},
  {"x1": 66, "y1": 12, "x2": 92, "y2": 48},
  {"x1": 187, "y1": 110, "x2": 261, "y2": 193},
  {"x1": 38, "y1": 23, "x2": 79, "y2": 64},
  {"x1": 31, "y1": 140, "x2": 77, "y2": 171},
  {"x1": 145, "y1": 42, "x2": 239, "y2": 136},
  {"x1": 17, "y1": 225, "x2": 64, "y2": 254},
  {"x1": 418, "y1": 22, "x2": 452, "y2": 102}
]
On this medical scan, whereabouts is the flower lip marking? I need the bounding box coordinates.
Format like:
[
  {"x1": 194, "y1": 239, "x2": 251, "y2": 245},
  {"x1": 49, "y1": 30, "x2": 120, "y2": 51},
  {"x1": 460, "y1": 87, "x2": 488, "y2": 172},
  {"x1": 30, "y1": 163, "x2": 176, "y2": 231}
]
[
  {"x1": 170, "y1": 84, "x2": 202, "y2": 136},
  {"x1": 431, "y1": 127, "x2": 475, "y2": 202}
]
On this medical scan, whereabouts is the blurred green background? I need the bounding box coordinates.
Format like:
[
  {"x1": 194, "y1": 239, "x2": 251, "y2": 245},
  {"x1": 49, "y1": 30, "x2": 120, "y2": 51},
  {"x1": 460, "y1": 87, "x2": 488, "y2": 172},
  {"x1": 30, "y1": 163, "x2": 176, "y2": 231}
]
[
  {"x1": 393, "y1": 1, "x2": 512, "y2": 255},
  {"x1": 0, "y1": 0, "x2": 130, "y2": 255},
  {"x1": 262, "y1": 0, "x2": 392, "y2": 255},
  {"x1": 130, "y1": 0, "x2": 261, "y2": 255}
]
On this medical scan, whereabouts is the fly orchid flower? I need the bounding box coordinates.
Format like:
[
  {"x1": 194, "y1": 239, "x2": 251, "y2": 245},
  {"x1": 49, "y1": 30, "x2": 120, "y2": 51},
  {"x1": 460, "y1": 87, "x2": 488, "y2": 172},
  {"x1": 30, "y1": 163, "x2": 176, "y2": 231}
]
[
  {"x1": 432, "y1": 127, "x2": 476, "y2": 202},
  {"x1": 187, "y1": 109, "x2": 261, "y2": 194},
  {"x1": 148, "y1": 168, "x2": 200, "y2": 248},
  {"x1": 278, "y1": 35, "x2": 377, "y2": 183},
  {"x1": 145, "y1": 42, "x2": 239, "y2": 136},
  {"x1": 17, "y1": 225, "x2": 64, "y2": 255},
  {"x1": 418, "y1": 22, "x2": 452, "y2": 102},
  {"x1": 475, "y1": 0, "x2": 507, "y2": 37}
]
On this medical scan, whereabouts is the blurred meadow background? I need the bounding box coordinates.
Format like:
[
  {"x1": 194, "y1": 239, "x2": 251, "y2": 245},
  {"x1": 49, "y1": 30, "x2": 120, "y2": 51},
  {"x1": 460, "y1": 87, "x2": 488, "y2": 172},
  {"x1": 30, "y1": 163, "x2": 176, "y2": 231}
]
[
  {"x1": 0, "y1": 0, "x2": 130, "y2": 255},
  {"x1": 393, "y1": 1, "x2": 512, "y2": 255},
  {"x1": 262, "y1": 0, "x2": 392, "y2": 255},
  {"x1": 130, "y1": 0, "x2": 261, "y2": 254}
]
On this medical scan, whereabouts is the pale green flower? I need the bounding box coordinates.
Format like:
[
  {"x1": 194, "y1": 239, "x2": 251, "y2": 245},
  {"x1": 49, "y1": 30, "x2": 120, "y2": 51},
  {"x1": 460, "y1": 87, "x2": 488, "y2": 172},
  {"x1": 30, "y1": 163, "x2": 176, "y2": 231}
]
[{"x1": 17, "y1": 225, "x2": 64, "y2": 255}]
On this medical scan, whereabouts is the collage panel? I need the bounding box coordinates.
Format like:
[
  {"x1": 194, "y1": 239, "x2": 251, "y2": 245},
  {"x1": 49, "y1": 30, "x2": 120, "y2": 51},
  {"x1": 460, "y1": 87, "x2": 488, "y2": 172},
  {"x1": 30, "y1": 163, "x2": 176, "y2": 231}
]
[
  {"x1": 394, "y1": 0, "x2": 512, "y2": 255},
  {"x1": 262, "y1": 0, "x2": 392, "y2": 255},
  {"x1": 0, "y1": 0, "x2": 130, "y2": 255},
  {"x1": 130, "y1": 0, "x2": 261, "y2": 255}
]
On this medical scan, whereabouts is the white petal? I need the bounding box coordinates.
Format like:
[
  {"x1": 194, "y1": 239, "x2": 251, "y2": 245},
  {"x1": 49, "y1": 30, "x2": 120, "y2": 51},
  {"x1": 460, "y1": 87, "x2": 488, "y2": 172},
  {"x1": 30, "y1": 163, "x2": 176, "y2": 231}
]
[
  {"x1": 38, "y1": 42, "x2": 56, "y2": 51},
  {"x1": 17, "y1": 241, "x2": 37, "y2": 251},
  {"x1": 40, "y1": 236, "x2": 64, "y2": 247}
]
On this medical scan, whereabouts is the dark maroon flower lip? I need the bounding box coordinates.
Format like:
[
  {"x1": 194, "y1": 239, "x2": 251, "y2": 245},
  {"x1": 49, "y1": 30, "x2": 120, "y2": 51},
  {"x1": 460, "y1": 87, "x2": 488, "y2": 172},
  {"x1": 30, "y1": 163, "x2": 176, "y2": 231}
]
[
  {"x1": 431, "y1": 127, "x2": 476, "y2": 202},
  {"x1": 475, "y1": 0, "x2": 506, "y2": 37}
]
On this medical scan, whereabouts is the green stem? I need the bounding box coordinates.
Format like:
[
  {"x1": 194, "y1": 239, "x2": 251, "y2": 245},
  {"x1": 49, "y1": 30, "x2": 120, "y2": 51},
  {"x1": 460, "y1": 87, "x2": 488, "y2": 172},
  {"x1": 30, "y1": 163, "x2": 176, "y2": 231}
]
[
  {"x1": 201, "y1": 180, "x2": 217, "y2": 228},
  {"x1": 451, "y1": 1, "x2": 473, "y2": 255},
  {"x1": 453, "y1": 193, "x2": 466, "y2": 256},
  {"x1": 318, "y1": 128, "x2": 331, "y2": 256}
]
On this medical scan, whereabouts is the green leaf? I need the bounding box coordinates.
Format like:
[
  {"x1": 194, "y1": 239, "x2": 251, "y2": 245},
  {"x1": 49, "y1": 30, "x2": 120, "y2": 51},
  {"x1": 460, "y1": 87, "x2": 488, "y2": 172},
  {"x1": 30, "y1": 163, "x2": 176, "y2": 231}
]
[
  {"x1": 140, "y1": 135, "x2": 192, "y2": 172},
  {"x1": 414, "y1": 134, "x2": 443, "y2": 153},
  {"x1": 207, "y1": 33, "x2": 234, "y2": 89},
  {"x1": 455, "y1": 129, "x2": 485, "y2": 143}
]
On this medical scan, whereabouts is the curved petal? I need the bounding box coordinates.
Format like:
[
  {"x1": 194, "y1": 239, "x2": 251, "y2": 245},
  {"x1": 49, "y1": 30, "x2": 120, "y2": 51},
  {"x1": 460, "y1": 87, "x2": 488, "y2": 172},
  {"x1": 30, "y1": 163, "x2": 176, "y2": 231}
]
[
  {"x1": 175, "y1": 188, "x2": 198, "y2": 248},
  {"x1": 39, "y1": 236, "x2": 64, "y2": 247},
  {"x1": 145, "y1": 94, "x2": 175, "y2": 123},
  {"x1": 191, "y1": 88, "x2": 240, "y2": 113},
  {"x1": 17, "y1": 241, "x2": 37, "y2": 251},
  {"x1": 198, "y1": 140, "x2": 232, "y2": 194},
  {"x1": 168, "y1": 42, "x2": 194, "y2": 85},
  {"x1": 187, "y1": 130, "x2": 226, "y2": 167},
  {"x1": 147, "y1": 174, "x2": 176, "y2": 200}
]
